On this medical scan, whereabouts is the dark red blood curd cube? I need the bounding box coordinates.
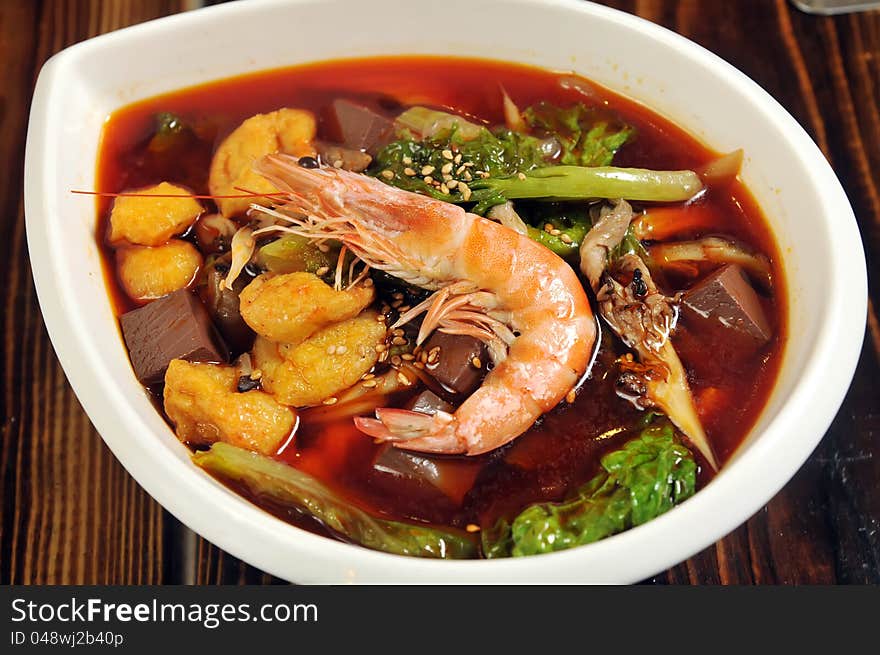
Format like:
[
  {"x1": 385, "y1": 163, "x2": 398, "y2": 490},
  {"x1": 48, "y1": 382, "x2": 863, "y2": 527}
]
[
  {"x1": 681, "y1": 264, "x2": 771, "y2": 345},
  {"x1": 328, "y1": 99, "x2": 395, "y2": 155},
  {"x1": 422, "y1": 331, "x2": 488, "y2": 396},
  {"x1": 120, "y1": 289, "x2": 228, "y2": 385}
]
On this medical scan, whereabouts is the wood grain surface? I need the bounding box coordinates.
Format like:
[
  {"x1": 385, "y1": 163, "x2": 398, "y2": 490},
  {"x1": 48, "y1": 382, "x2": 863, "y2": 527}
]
[{"x1": 1, "y1": 0, "x2": 877, "y2": 585}]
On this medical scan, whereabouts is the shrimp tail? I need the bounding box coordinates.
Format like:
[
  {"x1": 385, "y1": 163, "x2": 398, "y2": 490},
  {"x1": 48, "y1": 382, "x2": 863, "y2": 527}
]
[{"x1": 354, "y1": 409, "x2": 466, "y2": 454}]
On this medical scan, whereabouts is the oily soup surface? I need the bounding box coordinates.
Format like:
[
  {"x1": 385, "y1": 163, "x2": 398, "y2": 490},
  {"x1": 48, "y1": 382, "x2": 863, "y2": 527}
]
[{"x1": 95, "y1": 57, "x2": 785, "y2": 544}]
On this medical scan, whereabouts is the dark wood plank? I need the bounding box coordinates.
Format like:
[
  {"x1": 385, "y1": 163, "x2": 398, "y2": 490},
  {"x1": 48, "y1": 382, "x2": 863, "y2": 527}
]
[{"x1": 0, "y1": 0, "x2": 186, "y2": 585}]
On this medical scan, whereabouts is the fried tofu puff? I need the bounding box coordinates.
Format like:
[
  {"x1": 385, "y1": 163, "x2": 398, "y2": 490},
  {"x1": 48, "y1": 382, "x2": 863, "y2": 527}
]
[
  {"x1": 208, "y1": 108, "x2": 317, "y2": 217},
  {"x1": 117, "y1": 240, "x2": 202, "y2": 301},
  {"x1": 239, "y1": 272, "x2": 374, "y2": 344},
  {"x1": 108, "y1": 182, "x2": 203, "y2": 246},
  {"x1": 252, "y1": 312, "x2": 386, "y2": 407},
  {"x1": 163, "y1": 359, "x2": 296, "y2": 455}
]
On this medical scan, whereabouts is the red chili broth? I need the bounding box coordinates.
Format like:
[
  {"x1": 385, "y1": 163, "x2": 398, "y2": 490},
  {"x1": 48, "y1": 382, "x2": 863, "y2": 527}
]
[{"x1": 94, "y1": 56, "x2": 786, "y2": 541}]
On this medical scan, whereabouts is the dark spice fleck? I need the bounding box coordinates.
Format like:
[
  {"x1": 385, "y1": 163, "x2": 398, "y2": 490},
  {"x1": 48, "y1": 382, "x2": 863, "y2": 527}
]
[
  {"x1": 631, "y1": 269, "x2": 648, "y2": 297},
  {"x1": 237, "y1": 376, "x2": 262, "y2": 392},
  {"x1": 298, "y1": 155, "x2": 320, "y2": 169}
]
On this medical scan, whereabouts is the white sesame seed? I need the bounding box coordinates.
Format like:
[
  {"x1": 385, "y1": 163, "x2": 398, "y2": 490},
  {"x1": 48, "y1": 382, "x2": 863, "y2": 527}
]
[
  {"x1": 472, "y1": 356, "x2": 482, "y2": 368},
  {"x1": 446, "y1": 179, "x2": 458, "y2": 189},
  {"x1": 442, "y1": 149, "x2": 454, "y2": 160},
  {"x1": 336, "y1": 345, "x2": 348, "y2": 355},
  {"x1": 315, "y1": 266, "x2": 329, "y2": 276},
  {"x1": 381, "y1": 169, "x2": 395, "y2": 180},
  {"x1": 439, "y1": 183, "x2": 449, "y2": 194},
  {"x1": 441, "y1": 162, "x2": 453, "y2": 175},
  {"x1": 424, "y1": 176, "x2": 433, "y2": 184},
  {"x1": 404, "y1": 167, "x2": 416, "y2": 176},
  {"x1": 332, "y1": 159, "x2": 343, "y2": 168},
  {"x1": 392, "y1": 336, "x2": 407, "y2": 346},
  {"x1": 420, "y1": 165, "x2": 435, "y2": 176},
  {"x1": 401, "y1": 353, "x2": 415, "y2": 361},
  {"x1": 362, "y1": 379, "x2": 378, "y2": 388},
  {"x1": 402, "y1": 156, "x2": 413, "y2": 165},
  {"x1": 455, "y1": 165, "x2": 467, "y2": 175},
  {"x1": 561, "y1": 234, "x2": 573, "y2": 244},
  {"x1": 550, "y1": 228, "x2": 561, "y2": 236},
  {"x1": 322, "y1": 397, "x2": 338, "y2": 405},
  {"x1": 459, "y1": 183, "x2": 472, "y2": 201},
  {"x1": 327, "y1": 345, "x2": 337, "y2": 355},
  {"x1": 462, "y1": 171, "x2": 473, "y2": 182},
  {"x1": 454, "y1": 153, "x2": 462, "y2": 164},
  {"x1": 517, "y1": 172, "x2": 527, "y2": 180}
]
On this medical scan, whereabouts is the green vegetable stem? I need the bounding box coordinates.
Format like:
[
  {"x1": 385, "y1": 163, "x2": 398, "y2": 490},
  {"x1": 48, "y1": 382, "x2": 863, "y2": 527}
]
[
  {"x1": 194, "y1": 443, "x2": 478, "y2": 559},
  {"x1": 483, "y1": 421, "x2": 696, "y2": 558},
  {"x1": 473, "y1": 166, "x2": 703, "y2": 205}
]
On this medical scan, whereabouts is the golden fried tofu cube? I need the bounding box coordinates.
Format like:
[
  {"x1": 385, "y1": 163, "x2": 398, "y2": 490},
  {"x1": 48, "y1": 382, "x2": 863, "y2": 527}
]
[
  {"x1": 108, "y1": 181, "x2": 203, "y2": 246},
  {"x1": 253, "y1": 312, "x2": 386, "y2": 407},
  {"x1": 208, "y1": 108, "x2": 317, "y2": 217},
  {"x1": 164, "y1": 359, "x2": 296, "y2": 455},
  {"x1": 239, "y1": 272, "x2": 374, "y2": 344},
  {"x1": 117, "y1": 239, "x2": 202, "y2": 301}
]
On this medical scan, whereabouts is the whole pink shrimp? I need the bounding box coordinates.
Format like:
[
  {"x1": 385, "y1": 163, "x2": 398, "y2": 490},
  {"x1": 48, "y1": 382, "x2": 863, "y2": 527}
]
[{"x1": 254, "y1": 154, "x2": 594, "y2": 455}]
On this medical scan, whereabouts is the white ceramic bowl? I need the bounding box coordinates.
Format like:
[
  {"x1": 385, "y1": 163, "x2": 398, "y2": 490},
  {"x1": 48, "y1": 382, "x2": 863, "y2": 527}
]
[{"x1": 25, "y1": 0, "x2": 866, "y2": 583}]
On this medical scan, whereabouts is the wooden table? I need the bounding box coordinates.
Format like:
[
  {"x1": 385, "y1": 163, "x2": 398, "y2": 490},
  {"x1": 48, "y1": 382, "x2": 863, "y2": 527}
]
[{"x1": 2, "y1": 0, "x2": 877, "y2": 585}]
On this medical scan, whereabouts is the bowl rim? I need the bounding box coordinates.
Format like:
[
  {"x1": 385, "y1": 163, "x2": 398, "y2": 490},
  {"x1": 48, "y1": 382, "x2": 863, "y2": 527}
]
[{"x1": 24, "y1": 0, "x2": 867, "y2": 583}]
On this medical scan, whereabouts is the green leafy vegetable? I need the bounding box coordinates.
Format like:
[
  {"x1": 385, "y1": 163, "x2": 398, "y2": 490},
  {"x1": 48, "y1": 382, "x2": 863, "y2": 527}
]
[
  {"x1": 483, "y1": 421, "x2": 696, "y2": 558},
  {"x1": 518, "y1": 203, "x2": 592, "y2": 257},
  {"x1": 148, "y1": 111, "x2": 191, "y2": 153},
  {"x1": 194, "y1": 443, "x2": 477, "y2": 559},
  {"x1": 524, "y1": 101, "x2": 635, "y2": 167},
  {"x1": 371, "y1": 123, "x2": 547, "y2": 213},
  {"x1": 256, "y1": 235, "x2": 335, "y2": 275}
]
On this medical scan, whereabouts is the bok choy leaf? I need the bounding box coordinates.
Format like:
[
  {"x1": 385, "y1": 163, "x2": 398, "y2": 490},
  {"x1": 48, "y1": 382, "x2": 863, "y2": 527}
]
[
  {"x1": 194, "y1": 443, "x2": 477, "y2": 559},
  {"x1": 483, "y1": 421, "x2": 696, "y2": 558}
]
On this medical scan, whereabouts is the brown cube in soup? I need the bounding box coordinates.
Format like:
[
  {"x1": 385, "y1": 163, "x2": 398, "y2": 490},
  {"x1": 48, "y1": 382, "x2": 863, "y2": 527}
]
[
  {"x1": 681, "y1": 264, "x2": 771, "y2": 345},
  {"x1": 328, "y1": 99, "x2": 395, "y2": 155},
  {"x1": 120, "y1": 289, "x2": 229, "y2": 385},
  {"x1": 422, "y1": 331, "x2": 488, "y2": 396}
]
